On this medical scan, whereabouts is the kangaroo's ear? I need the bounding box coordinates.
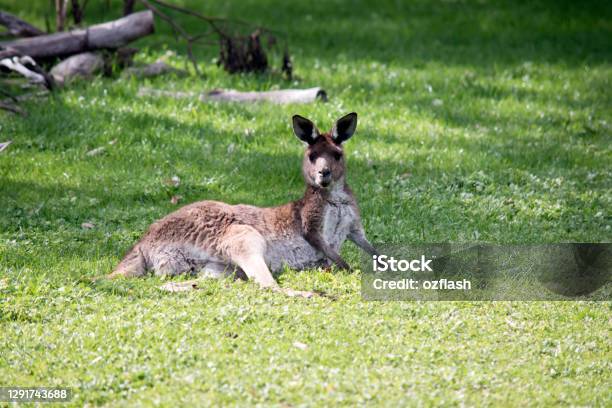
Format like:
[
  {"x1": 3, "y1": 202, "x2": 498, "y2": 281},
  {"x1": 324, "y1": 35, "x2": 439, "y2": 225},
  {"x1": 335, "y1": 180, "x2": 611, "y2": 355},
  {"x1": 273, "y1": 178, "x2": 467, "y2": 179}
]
[
  {"x1": 332, "y1": 112, "x2": 358, "y2": 144},
  {"x1": 292, "y1": 115, "x2": 319, "y2": 145}
]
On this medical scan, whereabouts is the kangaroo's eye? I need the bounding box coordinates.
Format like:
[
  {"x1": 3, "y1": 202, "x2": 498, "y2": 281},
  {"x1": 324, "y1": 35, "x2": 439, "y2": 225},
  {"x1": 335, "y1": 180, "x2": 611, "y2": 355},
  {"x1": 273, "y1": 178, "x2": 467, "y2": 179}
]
[
  {"x1": 333, "y1": 152, "x2": 343, "y2": 160},
  {"x1": 309, "y1": 153, "x2": 317, "y2": 162}
]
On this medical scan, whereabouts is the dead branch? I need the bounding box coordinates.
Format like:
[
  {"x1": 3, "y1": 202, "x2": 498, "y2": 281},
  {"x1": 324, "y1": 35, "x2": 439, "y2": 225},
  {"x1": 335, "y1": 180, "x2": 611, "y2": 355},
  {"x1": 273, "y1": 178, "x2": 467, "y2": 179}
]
[
  {"x1": 0, "y1": 100, "x2": 24, "y2": 115},
  {"x1": 0, "y1": 11, "x2": 45, "y2": 37},
  {"x1": 0, "y1": 55, "x2": 55, "y2": 89},
  {"x1": 144, "y1": 0, "x2": 275, "y2": 34},
  {"x1": 0, "y1": 10, "x2": 154, "y2": 59},
  {"x1": 0, "y1": 140, "x2": 12, "y2": 152},
  {"x1": 138, "y1": 0, "x2": 290, "y2": 76},
  {"x1": 1, "y1": 56, "x2": 44, "y2": 83},
  {"x1": 142, "y1": 0, "x2": 225, "y2": 36},
  {"x1": 0, "y1": 89, "x2": 50, "y2": 115},
  {"x1": 219, "y1": 29, "x2": 268, "y2": 74},
  {"x1": 138, "y1": 87, "x2": 327, "y2": 104},
  {"x1": 138, "y1": 0, "x2": 196, "y2": 70},
  {"x1": 0, "y1": 87, "x2": 17, "y2": 101}
]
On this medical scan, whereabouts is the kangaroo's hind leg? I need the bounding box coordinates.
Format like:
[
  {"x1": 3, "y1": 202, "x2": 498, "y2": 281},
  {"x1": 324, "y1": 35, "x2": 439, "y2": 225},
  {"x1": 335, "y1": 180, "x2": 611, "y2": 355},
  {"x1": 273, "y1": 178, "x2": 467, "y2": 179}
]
[{"x1": 221, "y1": 224, "x2": 316, "y2": 298}]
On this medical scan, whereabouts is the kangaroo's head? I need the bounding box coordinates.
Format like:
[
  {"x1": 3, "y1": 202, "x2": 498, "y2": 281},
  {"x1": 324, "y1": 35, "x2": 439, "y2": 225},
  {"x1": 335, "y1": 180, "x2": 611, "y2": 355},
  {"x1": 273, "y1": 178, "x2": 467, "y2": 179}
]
[{"x1": 292, "y1": 112, "x2": 358, "y2": 190}]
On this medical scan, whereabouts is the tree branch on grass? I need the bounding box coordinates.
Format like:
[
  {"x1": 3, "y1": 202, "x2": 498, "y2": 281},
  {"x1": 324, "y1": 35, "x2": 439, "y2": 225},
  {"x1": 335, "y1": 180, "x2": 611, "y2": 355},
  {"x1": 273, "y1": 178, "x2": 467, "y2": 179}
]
[
  {"x1": 0, "y1": 140, "x2": 12, "y2": 152},
  {"x1": 137, "y1": 0, "x2": 292, "y2": 77},
  {"x1": 0, "y1": 57, "x2": 44, "y2": 83},
  {"x1": 0, "y1": 11, "x2": 45, "y2": 37},
  {"x1": 0, "y1": 89, "x2": 49, "y2": 115},
  {"x1": 138, "y1": 0, "x2": 200, "y2": 73},
  {"x1": 138, "y1": 86, "x2": 327, "y2": 104},
  {"x1": 0, "y1": 100, "x2": 25, "y2": 115}
]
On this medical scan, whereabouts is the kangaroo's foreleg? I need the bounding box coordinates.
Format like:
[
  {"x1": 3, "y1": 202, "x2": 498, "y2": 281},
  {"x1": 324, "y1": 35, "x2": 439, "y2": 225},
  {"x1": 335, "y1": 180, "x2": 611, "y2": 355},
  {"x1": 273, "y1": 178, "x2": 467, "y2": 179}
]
[
  {"x1": 348, "y1": 225, "x2": 378, "y2": 256},
  {"x1": 222, "y1": 225, "x2": 316, "y2": 298},
  {"x1": 305, "y1": 231, "x2": 350, "y2": 270}
]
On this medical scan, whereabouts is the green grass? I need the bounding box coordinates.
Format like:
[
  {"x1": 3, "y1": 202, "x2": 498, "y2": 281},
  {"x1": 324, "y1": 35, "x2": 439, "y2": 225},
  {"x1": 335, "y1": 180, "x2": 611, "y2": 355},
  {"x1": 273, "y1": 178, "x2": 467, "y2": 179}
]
[{"x1": 1, "y1": 0, "x2": 611, "y2": 405}]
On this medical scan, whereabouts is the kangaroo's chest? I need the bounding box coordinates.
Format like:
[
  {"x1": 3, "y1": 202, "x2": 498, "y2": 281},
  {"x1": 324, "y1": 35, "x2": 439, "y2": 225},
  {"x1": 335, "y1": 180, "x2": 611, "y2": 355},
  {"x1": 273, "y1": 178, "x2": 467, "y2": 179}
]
[
  {"x1": 265, "y1": 236, "x2": 323, "y2": 272},
  {"x1": 321, "y1": 201, "x2": 355, "y2": 250},
  {"x1": 265, "y1": 202, "x2": 355, "y2": 272}
]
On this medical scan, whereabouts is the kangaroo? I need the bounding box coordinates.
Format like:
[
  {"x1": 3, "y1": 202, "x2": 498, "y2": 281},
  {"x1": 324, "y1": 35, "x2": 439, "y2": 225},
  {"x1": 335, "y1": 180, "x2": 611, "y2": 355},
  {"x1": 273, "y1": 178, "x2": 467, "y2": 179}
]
[{"x1": 109, "y1": 112, "x2": 377, "y2": 297}]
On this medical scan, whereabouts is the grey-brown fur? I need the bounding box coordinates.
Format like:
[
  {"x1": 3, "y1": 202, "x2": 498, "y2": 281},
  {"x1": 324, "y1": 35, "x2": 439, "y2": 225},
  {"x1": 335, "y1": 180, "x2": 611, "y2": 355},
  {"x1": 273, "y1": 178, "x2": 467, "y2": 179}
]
[{"x1": 110, "y1": 113, "x2": 376, "y2": 297}]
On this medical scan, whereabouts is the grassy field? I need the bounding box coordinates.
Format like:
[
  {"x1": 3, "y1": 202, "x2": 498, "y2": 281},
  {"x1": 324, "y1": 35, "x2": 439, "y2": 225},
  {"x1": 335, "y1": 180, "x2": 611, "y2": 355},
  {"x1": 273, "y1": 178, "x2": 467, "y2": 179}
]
[{"x1": 1, "y1": 0, "x2": 611, "y2": 406}]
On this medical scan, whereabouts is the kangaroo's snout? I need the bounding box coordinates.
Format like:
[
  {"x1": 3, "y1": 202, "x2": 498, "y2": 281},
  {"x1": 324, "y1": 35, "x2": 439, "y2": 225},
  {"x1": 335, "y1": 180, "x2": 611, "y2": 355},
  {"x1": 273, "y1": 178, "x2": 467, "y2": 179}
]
[
  {"x1": 319, "y1": 169, "x2": 332, "y2": 187},
  {"x1": 312, "y1": 155, "x2": 337, "y2": 188}
]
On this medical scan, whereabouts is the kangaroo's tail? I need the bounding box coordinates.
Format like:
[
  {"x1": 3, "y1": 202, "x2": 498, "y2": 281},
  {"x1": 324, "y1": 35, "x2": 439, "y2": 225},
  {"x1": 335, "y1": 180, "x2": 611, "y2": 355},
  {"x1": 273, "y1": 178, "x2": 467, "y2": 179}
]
[{"x1": 108, "y1": 245, "x2": 148, "y2": 278}]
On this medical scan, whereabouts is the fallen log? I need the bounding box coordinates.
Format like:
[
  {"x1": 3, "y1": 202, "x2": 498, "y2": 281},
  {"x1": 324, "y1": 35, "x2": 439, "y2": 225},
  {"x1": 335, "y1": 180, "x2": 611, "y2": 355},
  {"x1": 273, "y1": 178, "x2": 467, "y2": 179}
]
[
  {"x1": 138, "y1": 87, "x2": 327, "y2": 104},
  {"x1": 0, "y1": 10, "x2": 154, "y2": 59},
  {"x1": 0, "y1": 11, "x2": 44, "y2": 37},
  {"x1": 50, "y1": 52, "x2": 104, "y2": 83}
]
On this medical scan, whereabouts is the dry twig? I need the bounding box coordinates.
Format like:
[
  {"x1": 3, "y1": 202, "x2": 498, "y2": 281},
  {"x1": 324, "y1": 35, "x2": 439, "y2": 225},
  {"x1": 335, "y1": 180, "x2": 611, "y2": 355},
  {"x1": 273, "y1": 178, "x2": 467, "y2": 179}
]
[
  {"x1": 0, "y1": 11, "x2": 44, "y2": 37},
  {"x1": 137, "y1": 0, "x2": 290, "y2": 76}
]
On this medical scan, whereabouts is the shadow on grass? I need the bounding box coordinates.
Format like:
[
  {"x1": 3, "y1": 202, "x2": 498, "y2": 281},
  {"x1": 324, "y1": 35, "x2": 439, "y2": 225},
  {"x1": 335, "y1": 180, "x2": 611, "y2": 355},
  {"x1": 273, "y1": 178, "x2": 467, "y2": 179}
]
[
  {"x1": 2, "y1": 90, "x2": 599, "y2": 197},
  {"x1": 147, "y1": 0, "x2": 611, "y2": 67},
  {"x1": 3, "y1": 0, "x2": 609, "y2": 69}
]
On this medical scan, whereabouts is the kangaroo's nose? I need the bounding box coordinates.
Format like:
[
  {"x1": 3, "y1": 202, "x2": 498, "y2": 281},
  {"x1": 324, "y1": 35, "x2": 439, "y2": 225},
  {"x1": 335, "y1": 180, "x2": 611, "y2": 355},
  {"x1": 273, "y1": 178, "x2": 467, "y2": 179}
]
[{"x1": 320, "y1": 169, "x2": 331, "y2": 178}]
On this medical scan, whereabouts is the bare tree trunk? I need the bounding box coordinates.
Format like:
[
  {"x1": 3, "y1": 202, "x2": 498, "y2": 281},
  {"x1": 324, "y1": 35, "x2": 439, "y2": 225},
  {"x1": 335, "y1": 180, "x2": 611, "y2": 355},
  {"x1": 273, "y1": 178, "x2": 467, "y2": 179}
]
[
  {"x1": 0, "y1": 11, "x2": 45, "y2": 37},
  {"x1": 55, "y1": 0, "x2": 68, "y2": 31},
  {"x1": 0, "y1": 10, "x2": 154, "y2": 59},
  {"x1": 123, "y1": 0, "x2": 136, "y2": 16}
]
